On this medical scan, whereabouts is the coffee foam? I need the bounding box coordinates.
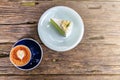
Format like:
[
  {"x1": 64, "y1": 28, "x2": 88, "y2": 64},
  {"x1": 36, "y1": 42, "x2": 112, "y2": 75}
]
[
  {"x1": 10, "y1": 45, "x2": 31, "y2": 66},
  {"x1": 17, "y1": 50, "x2": 25, "y2": 60}
]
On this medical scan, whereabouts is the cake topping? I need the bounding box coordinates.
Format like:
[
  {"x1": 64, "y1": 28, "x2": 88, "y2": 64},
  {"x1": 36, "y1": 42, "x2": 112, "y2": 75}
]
[
  {"x1": 61, "y1": 20, "x2": 70, "y2": 32},
  {"x1": 50, "y1": 18, "x2": 72, "y2": 37}
]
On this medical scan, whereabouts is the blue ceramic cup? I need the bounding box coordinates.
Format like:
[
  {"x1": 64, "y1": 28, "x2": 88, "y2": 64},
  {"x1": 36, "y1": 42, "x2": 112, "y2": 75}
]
[{"x1": 10, "y1": 38, "x2": 43, "y2": 70}]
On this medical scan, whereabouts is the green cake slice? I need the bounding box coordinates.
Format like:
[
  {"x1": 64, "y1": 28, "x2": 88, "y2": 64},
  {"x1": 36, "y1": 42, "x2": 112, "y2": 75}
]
[{"x1": 50, "y1": 18, "x2": 72, "y2": 37}]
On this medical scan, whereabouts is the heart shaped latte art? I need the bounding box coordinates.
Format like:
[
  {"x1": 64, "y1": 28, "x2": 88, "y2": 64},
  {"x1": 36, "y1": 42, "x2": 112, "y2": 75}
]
[{"x1": 17, "y1": 50, "x2": 25, "y2": 60}]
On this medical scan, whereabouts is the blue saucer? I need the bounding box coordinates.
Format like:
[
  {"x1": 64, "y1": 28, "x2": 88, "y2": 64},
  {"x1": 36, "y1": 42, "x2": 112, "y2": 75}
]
[{"x1": 13, "y1": 38, "x2": 43, "y2": 70}]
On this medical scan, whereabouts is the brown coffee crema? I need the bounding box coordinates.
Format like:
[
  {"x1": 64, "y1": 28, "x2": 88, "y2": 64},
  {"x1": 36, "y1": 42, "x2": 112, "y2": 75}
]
[{"x1": 10, "y1": 45, "x2": 31, "y2": 66}]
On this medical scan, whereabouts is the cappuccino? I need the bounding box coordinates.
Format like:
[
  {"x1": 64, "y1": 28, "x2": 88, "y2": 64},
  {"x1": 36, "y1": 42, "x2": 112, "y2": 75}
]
[{"x1": 10, "y1": 45, "x2": 31, "y2": 66}]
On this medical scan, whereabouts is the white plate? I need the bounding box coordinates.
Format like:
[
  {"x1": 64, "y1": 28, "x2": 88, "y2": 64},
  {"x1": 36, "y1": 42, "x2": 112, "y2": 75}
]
[{"x1": 38, "y1": 6, "x2": 84, "y2": 52}]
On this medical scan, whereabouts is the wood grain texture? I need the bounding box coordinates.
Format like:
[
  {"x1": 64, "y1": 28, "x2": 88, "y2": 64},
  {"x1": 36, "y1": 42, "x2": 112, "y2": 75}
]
[
  {"x1": 0, "y1": 0, "x2": 120, "y2": 79},
  {"x1": 0, "y1": 43, "x2": 120, "y2": 74},
  {"x1": 1, "y1": 21, "x2": 120, "y2": 45},
  {"x1": 1, "y1": 1, "x2": 120, "y2": 24},
  {"x1": 1, "y1": 75, "x2": 120, "y2": 80},
  {"x1": 0, "y1": 24, "x2": 39, "y2": 43},
  {"x1": 4, "y1": 0, "x2": 120, "y2": 2}
]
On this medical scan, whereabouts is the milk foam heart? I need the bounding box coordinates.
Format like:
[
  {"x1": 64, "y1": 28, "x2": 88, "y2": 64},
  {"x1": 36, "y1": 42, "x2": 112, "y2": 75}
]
[
  {"x1": 10, "y1": 45, "x2": 31, "y2": 66},
  {"x1": 17, "y1": 50, "x2": 25, "y2": 60}
]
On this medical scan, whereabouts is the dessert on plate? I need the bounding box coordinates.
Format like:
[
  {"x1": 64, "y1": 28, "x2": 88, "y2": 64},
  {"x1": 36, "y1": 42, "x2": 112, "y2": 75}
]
[{"x1": 50, "y1": 18, "x2": 73, "y2": 37}]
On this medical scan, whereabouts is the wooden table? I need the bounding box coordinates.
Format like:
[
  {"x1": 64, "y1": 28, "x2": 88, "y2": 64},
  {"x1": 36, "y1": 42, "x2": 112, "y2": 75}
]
[{"x1": 1, "y1": 0, "x2": 120, "y2": 80}]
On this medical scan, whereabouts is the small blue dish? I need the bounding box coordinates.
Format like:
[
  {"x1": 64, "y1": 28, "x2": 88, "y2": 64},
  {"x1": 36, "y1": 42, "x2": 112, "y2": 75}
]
[{"x1": 13, "y1": 38, "x2": 43, "y2": 70}]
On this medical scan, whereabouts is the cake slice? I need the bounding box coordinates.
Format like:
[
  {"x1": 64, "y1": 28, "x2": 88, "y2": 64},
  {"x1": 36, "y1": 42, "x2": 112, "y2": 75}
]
[{"x1": 50, "y1": 18, "x2": 72, "y2": 37}]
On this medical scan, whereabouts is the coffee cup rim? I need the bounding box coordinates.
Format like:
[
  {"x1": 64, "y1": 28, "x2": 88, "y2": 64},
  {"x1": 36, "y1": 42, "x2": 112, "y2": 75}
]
[
  {"x1": 10, "y1": 45, "x2": 32, "y2": 67},
  {"x1": 9, "y1": 38, "x2": 43, "y2": 71}
]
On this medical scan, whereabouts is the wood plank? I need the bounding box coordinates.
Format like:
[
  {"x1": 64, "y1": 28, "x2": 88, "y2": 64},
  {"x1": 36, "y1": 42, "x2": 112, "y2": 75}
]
[
  {"x1": 1, "y1": 1, "x2": 120, "y2": 24},
  {"x1": 0, "y1": 21, "x2": 120, "y2": 45},
  {"x1": 0, "y1": 24, "x2": 40, "y2": 43},
  {"x1": 0, "y1": 43, "x2": 120, "y2": 74},
  {"x1": 5, "y1": 0, "x2": 120, "y2": 2},
  {"x1": 83, "y1": 21, "x2": 120, "y2": 45},
  {"x1": 1, "y1": 75, "x2": 120, "y2": 80},
  {"x1": 0, "y1": 0, "x2": 120, "y2": 76}
]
